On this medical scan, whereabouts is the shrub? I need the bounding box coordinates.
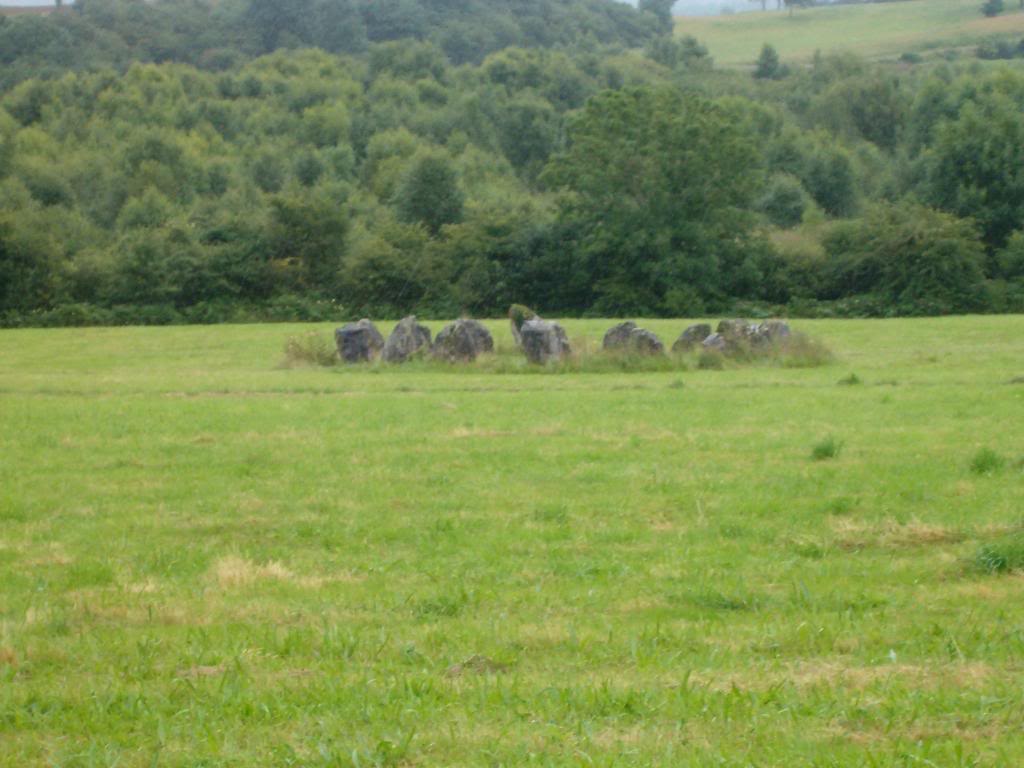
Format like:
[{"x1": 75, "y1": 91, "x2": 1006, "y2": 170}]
[
  {"x1": 970, "y1": 447, "x2": 1005, "y2": 475},
  {"x1": 282, "y1": 332, "x2": 337, "y2": 367},
  {"x1": 811, "y1": 436, "x2": 842, "y2": 461},
  {"x1": 981, "y1": 0, "x2": 1004, "y2": 17}
]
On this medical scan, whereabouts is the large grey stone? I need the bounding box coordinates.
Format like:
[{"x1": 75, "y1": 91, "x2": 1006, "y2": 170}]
[
  {"x1": 602, "y1": 321, "x2": 638, "y2": 351},
  {"x1": 716, "y1": 318, "x2": 756, "y2": 343},
  {"x1": 382, "y1": 316, "x2": 432, "y2": 363},
  {"x1": 521, "y1": 319, "x2": 571, "y2": 364},
  {"x1": 335, "y1": 319, "x2": 384, "y2": 363},
  {"x1": 630, "y1": 328, "x2": 664, "y2": 355},
  {"x1": 508, "y1": 304, "x2": 539, "y2": 347},
  {"x1": 432, "y1": 319, "x2": 494, "y2": 362},
  {"x1": 603, "y1": 321, "x2": 664, "y2": 356},
  {"x1": 672, "y1": 323, "x2": 712, "y2": 353},
  {"x1": 750, "y1": 319, "x2": 792, "y2": 348},
  {"x1": 701, "y1": 333, "x2": 727, "y2": 352}
]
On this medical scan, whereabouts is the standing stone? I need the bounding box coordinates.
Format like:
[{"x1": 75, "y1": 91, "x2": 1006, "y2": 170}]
[
  {"x1": 602, "y1": 321, "x2": 638, "y2": 350},
  {"x1": 750, "y1": 319, "x2": 792, "y2": 347},
  {"x1": 432, "y1": 319, "x2": 494, "y2": 362},
  {"x1": 521, "y1": 319, "x2": 571, "y2": 364},
  {"x1": 508, "y1": 304, "x2": 539, "y2": 347},
  {"x1": 335, "y1": 319, "x2": 384, "y2": 363},
  {"x1": 716, "y1": 319, "x2": 754, "y2": 343},
  {"x1": 382, "y1": 316, "x2": 432, "y2": 363},
  {"x1": 672, "y1": 323, "x2": 712, "y2": 353},
  {"x1": 630, "y1": 328, "x2": 664, "y2": 355},
  {"x1": 603, "y1": 321, "x2": 664, "y2": 355},
  {"x1": 701, "y1": 333, "x2": 727, "y2": 352}
]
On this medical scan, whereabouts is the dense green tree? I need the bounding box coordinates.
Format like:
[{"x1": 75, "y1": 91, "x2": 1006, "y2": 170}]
[
  {"x1": 758, "y1": 174, "x2": 807, "y2": 228},
  {"x1": 754, "y1": 44, "x2": 783, "y2": 80},
  {"x1": 925, "y1": 94, "x2": 1024, "y2": 250},
  {"x1": 981, "y1": 0, "x2": 1004, "y2": 16},
  {"x1": 393, "y1": 150, "x2": 464, "y2": 235},
  {"x1": 638, "y1": 0, "x2": 676, "y2": 36},
  {"x1": 543, "y1": 87, "x2": 764, "y2": 313}
]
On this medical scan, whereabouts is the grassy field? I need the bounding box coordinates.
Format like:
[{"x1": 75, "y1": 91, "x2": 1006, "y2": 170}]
[
  {"x1": 1, "y1": 317, "x2": 1023, "y2": 766},
  {"x1": 678, "y1": 0, "x2": 1024, "y2": 66}
]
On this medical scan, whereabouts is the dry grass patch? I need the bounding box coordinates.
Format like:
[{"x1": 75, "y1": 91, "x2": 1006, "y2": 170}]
[
  {"x1": 211, "y1": 555, "x2": 294, "y2": 588},
  {"x1": 831, "y1": 518, "x2": 965, "y2": 550}
]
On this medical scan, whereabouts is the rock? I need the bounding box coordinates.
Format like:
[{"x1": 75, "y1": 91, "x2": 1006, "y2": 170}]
[
  {"x1": 630, "y1": 328, "x2": 664, "y2": 355},
  {"x1": 672, "y1": 323, "x2": 712, "y2": 353},
  {"x1": 750, "y1": 319, "x2": 792, "y2": 347},
  {"x1": 432, "y1": 319, "x2": 494, "y2": 362},
  {"x1": 382, "y1": 316, "x2": 432, "y2": 363},
  {"x1": 602, "y1": 321, "x2": 664, "y2": 355},
  {"x1": 521, "y1": 319, "x2": 571, "y2": 364},
  {"x1": 602, "y1": 321, "x2": 637, "y2": 350},
  {"x1": 335, "y1": 318, "x2": 384, "y2": 363},
  {"x1": 701, "y1": 333, "x2": 727, "y2": 352},
  {"x1": 508, "y1": 304, "x2": 539, "y2": 347},
  {"x1": 716, "y1": 318, "x2": 755, "y2": 343}
]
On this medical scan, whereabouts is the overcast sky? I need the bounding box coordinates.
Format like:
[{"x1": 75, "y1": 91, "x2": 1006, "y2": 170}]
[{"x1": 0, "y1": 0, "x2": 755, "y2": 17}]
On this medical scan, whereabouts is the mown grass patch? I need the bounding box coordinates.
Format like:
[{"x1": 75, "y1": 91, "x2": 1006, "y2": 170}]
[{"x1": 1, "y1": 316, "x2": 1023, "y2": 765}]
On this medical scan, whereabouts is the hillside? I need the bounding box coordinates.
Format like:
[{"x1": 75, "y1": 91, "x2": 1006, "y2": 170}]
[{"x1": 678, "y1": 0, "x2": 1024, "y2": 66}]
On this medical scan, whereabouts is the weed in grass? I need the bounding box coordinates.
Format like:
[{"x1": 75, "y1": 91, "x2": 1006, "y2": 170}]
[
  {"x1": 837, "y1": 373, "x2": 862, "y2": 386},
  {"x1": 667, "y1": 378, "x2": 685, "y2": 389},
  {"x1": 822, "y1": 496, "x2": 857, "y2": 515},
  {"x1": 970, "y1": 448, "x2": 1005, "y2": 475},
  {"x1": 811, "y1": 436, "x2": 843, "y2": 461},
  {"x1": 281, "y1": 331, "x2": 337, "y2": 367},
  {"x1": 974, "y1": 531, "x2": 1024, "y2": 574},
  {"x1": 686, "y1": 588, "x2": 761, "y2": 612},
  {"x1": 533, "y1": 503, "x2": 569, "y2": 524}
]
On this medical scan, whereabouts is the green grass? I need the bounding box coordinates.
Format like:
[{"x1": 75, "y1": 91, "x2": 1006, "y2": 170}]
[
  {"x1": 1, "y1": 316, "x2": 1024, "y2": 765},
  {"x1": 678, "y1": 0, "x2": 1024, "y2": 66}
]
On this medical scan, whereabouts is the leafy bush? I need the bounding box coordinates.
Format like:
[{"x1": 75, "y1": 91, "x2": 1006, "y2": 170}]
[
  {"x1": 822, "y1": 203, "x2": 988, "y2": 315},
  {"x1": 981, "y1": 0, "x2": 1004, "y2": 17}
]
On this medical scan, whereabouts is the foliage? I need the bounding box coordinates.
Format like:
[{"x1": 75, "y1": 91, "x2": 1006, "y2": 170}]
[
  {"x1": 754, "y1": 44, "x2": 784, "y2": 80},
  {"x1": 0, "y1": 3, "x2": 1024, "y2": 323},
  {"x1": 821, "y1": 203, "x2": 988, "y2": 315},
  {"x1": 544, "y1": 87, "x2": 764, "y2": 315},
  {"x1": 981, "y1": 0, "x2": 1005, "y2": 17}
]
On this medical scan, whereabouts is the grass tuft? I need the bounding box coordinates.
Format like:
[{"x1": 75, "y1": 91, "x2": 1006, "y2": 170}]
[
  {"x1": 811, "y1": 436, "x2": 843, "y2": 461},
  {"x1": 697, "y1": 350, "x2": 725, "y2": 370},
  {"x1": 282, "y1": 332, "x2": 337, "y2": 367},
  {"x1": 837, "y1": 373, "x2": 862, "y2": 386},
  {"x1": 970, "y1": 448, "x2": 1005, "y2": 476},
  {"x1": 974, "y1": 530, "x2": 1024, "y2": 574}
]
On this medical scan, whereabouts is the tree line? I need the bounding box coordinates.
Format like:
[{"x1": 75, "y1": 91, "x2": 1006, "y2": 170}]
[{"x1": 0, "y1": 0, "x2": 1023, "y2": 325}]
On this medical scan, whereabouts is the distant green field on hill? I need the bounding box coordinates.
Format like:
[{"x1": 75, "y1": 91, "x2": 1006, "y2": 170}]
[{"x1": 678, "y1": 0, "x2": 1024, "y2": 66}]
